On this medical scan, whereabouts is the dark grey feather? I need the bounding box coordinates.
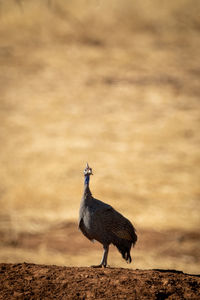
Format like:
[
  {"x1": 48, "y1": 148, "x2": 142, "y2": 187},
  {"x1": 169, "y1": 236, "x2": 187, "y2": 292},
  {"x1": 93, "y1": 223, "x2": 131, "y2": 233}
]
[{"x1": 79, "y1": 164, "x2": 137, "y2": 267}]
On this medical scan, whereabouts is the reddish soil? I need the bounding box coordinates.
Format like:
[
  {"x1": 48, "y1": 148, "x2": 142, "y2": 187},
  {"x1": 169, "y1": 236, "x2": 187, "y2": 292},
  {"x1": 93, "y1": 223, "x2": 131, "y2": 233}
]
[{"x1": 0, "y1": 263, "x2": 199, "y2": 300}]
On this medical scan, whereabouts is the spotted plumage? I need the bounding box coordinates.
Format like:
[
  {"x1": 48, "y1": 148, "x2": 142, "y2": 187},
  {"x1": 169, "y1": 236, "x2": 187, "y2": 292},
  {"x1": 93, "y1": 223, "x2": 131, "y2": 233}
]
[{"x1": 79, "y1": 163, "x2": 137, "y2": 267}]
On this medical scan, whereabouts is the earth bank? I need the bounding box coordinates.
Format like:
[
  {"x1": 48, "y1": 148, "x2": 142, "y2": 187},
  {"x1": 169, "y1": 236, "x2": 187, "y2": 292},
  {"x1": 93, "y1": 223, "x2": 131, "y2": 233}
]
[{"x1": 0, "y1": 263, "x2": 199, "y2": 299}]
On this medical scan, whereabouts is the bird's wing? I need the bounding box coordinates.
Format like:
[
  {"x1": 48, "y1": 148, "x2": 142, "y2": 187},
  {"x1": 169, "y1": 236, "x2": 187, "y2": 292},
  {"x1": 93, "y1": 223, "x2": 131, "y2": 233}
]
[
  {"x1": 96, "y1": 206, "x2": 136, "y2": 241},
  {"x1": 111, "y1": 227, "x2": 134, "y2": 241}
]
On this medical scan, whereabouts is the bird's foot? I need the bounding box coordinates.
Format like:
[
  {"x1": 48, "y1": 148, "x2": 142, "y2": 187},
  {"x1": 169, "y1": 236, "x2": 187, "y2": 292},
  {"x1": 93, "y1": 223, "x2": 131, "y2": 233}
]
[{"x1": 90, "y1": 264, "x2": 106, "y2": 268}]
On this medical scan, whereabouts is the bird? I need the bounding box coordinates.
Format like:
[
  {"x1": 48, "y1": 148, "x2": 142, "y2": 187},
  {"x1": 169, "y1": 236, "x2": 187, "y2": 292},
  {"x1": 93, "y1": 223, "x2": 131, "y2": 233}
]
[{"x1": 79, "y1": 163, "x2": 137, "y2": 268}]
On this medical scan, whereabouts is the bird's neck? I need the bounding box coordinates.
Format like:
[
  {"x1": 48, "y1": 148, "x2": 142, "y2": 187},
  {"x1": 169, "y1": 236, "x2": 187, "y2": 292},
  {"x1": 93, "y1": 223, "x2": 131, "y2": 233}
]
[
  {"x1": 84, "y1": 175, "x2": 90, "y2": 186},
  {"x1": 83, "y1": 175, "x2": 92, "y2": 200}
]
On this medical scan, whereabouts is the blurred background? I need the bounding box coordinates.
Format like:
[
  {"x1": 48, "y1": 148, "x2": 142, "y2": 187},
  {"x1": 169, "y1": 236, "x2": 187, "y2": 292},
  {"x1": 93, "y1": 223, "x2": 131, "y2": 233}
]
[{"x1": 0, "y1": 0, "x2": 199, "y2": 274}]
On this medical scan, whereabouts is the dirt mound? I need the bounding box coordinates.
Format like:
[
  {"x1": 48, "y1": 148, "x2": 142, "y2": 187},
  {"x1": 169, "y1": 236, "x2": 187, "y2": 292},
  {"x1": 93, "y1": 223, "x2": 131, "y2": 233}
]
[{"x1": 0, "y1": 263, "x2": 199, "y2": 299}]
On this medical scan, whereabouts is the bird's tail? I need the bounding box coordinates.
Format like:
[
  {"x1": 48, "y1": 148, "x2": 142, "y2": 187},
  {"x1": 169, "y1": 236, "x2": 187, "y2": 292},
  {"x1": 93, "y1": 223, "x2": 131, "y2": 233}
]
[
  {"x1": 114, "y1": 232, "x2": 137, "y2": 264},
  {"x1": 114, "y1": 241, "x2": 132, "y2": 263}
]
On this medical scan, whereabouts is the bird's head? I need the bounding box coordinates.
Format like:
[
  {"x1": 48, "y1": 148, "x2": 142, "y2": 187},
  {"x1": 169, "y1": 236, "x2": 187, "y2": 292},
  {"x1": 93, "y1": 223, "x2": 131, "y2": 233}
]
[{"x1": 84, "y1": 163, "x2": 93, "y2": 176}]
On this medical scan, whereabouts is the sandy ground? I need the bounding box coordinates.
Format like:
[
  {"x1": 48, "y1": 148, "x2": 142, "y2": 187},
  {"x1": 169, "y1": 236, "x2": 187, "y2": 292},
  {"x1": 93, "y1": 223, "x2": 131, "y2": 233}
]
[{"x1": 0, "y1": 263, "x2": 200, "y2": 299}]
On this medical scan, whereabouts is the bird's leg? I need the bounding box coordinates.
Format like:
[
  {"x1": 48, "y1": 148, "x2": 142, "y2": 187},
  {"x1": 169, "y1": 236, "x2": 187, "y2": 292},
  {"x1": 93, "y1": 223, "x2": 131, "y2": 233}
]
[
  {"x1": 91, "y1": 245, "x2": 109, "y2": 268},
  {"x1": 101, "y1": 245, "x2": 109, "y2": 267}
]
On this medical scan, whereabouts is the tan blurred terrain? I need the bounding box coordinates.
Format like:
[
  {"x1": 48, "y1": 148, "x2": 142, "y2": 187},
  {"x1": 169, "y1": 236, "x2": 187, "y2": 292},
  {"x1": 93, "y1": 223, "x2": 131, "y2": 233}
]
[{"x1": 0, "y1": 0, "x2": 200, "y2": 274}]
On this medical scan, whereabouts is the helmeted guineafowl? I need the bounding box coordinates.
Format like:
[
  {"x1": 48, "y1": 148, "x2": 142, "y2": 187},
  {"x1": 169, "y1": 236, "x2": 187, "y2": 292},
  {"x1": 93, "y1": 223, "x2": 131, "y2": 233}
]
[{"x1": 79, "y1": 163, "x2": 137, "y2": 268}]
